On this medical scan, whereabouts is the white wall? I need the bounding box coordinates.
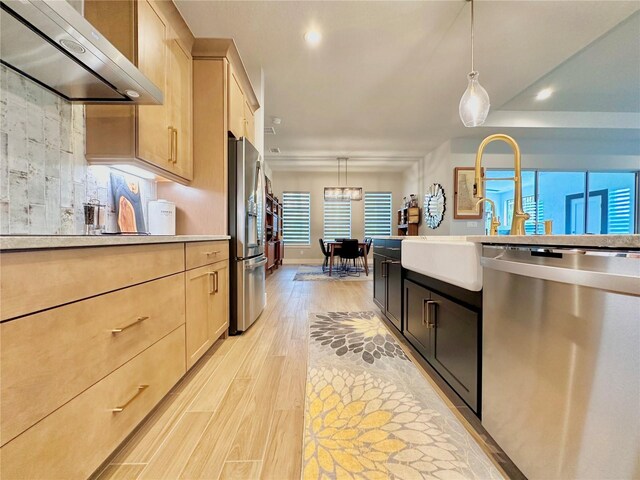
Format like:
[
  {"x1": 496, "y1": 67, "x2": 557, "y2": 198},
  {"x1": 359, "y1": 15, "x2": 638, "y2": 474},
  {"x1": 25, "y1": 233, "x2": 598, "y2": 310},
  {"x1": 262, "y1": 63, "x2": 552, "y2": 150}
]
[
  {"x1": 272, "y1": 171, "x2": 406, "y2": 261},
  {"x1": 404, "y1": 136, "x2": 640, "y2": 236}
]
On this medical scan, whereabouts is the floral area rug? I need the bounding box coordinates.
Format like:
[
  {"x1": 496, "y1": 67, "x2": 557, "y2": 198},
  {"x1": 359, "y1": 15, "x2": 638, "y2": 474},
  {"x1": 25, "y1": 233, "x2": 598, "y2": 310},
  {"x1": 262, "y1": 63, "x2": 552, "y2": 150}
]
[
  {"x1": 294, "y1": 265, "x2": 372, "y2": 282},
  {"x1": 303, "y1": 311, "x2": 503, "y2": 480}
]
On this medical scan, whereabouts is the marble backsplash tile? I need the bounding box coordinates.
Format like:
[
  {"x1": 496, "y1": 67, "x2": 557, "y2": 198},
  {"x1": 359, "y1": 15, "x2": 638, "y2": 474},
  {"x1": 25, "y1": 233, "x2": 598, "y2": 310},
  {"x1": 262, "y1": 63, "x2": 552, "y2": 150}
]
[{"x1": 0, "y1": 64, "x2": 156, "y2": 235}]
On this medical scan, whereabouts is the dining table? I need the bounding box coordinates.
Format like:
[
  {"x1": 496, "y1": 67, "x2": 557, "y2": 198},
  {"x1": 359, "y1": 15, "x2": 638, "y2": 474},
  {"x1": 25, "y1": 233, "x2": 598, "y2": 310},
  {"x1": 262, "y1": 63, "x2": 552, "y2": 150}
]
[{"x1": 325, "y1": 241, "x2": 369, "y2": 277}]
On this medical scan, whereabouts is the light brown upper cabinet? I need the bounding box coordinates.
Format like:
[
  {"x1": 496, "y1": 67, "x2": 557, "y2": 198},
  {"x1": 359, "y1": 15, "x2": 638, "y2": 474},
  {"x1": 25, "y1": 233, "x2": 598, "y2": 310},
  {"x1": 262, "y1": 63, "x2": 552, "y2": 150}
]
[
  {"x1": 136, "y1": 0, "x2": 169, "y2": 167},
  {"x1": 244, "y1": 98, "x2": 256, "y2": 145},
  {"x1": 84, "y1": 0, "x2": 194, "y2": 184},
  {"x1": 168, "y1": 39, "x2": 193, "y2": 180},
  {"x1": 158, "y1": 39, "x2": 260, "y2": 235},
  {"x1": 228, "y1": 65, "x2": 256, "y2": 145},
  {"x1": 228, "y1": 66, "x2": 246, "y2": 141}
]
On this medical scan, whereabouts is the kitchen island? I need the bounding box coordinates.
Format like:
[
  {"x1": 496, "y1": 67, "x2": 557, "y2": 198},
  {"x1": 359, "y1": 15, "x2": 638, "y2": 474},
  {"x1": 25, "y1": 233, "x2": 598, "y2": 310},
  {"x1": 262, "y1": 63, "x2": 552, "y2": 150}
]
[{"x1": 375, "y1": 234, "x2": 640, "y2": 480}]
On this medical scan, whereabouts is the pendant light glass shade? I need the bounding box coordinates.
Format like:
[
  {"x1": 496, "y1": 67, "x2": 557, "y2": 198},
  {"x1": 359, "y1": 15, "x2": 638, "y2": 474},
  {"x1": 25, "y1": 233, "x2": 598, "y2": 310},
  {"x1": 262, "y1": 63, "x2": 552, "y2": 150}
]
[
  {"x1": 324, "y1": 158, "x2": 363, "y2": 201},
  {"x1": 459, "y1": 71, "x2": 490, "y2": 127},
  {"x1": 324, "y1": 187, "x2": 363, "y2": 202},
  {"x1": 459, "y1": 0, "x2": 490, "y2": 127}
]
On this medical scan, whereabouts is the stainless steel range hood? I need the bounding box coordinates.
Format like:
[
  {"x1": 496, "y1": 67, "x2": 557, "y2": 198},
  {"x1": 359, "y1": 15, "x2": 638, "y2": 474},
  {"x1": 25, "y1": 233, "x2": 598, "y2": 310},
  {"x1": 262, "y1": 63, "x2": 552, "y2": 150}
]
[{"x1": 0, "y1": 0, "x2": 163, "y2": 104}]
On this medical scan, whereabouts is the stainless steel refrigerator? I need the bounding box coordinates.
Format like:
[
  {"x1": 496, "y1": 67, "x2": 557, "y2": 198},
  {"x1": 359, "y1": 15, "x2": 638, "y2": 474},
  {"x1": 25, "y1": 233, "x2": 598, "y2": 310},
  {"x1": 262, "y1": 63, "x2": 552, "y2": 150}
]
[{"x1": 228, "y1": 137, "x2": 267, "y2": 334}]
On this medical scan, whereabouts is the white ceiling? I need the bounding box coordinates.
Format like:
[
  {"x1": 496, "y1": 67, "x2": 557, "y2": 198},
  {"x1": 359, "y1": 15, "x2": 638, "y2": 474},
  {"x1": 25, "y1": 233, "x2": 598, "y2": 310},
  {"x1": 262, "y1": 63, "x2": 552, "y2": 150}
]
[{"x1": 175, "y1": 1, "x2": 640, "y2": 171}]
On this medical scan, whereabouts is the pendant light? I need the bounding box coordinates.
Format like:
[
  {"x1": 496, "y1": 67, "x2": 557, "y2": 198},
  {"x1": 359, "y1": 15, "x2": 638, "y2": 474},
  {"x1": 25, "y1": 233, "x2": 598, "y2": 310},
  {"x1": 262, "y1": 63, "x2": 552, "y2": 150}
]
[
  {"x1": 459, "y1": 0, "x2": 490, "y2": 127},
  {"x1": 324, "y1": 158, "x2": 363, "y2": 202}
]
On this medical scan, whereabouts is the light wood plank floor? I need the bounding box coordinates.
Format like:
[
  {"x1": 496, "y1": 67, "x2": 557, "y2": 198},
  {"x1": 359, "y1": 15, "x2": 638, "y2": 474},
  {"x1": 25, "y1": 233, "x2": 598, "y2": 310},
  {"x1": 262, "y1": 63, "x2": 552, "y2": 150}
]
[
  {"x1": 94, "y1": 266, "x2": 508, "y2": 480},
  {"x1": 94, "y1": 266, "x2": 378, "y2": 480}
]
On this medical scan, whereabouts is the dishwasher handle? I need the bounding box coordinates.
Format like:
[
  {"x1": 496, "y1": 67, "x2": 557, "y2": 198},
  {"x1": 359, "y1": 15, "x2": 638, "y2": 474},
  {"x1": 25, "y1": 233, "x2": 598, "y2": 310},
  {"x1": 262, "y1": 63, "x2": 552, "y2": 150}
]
[{"x1": 481, "y1": 256, "x2": 640, "y2": 296}]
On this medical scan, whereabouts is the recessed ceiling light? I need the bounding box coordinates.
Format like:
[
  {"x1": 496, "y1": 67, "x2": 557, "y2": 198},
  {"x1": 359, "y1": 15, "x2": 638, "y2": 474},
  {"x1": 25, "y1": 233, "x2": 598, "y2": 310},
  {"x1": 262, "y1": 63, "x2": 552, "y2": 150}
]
[
  {"x1": 304, "y1": 30, "x2": 322, "y2": 47},
  {"x1": 536, "y1": 88, "x2": 553, "y2": 101},
  {"x1": 271, "y1": 117, "x2": 282, "y2": 125}
]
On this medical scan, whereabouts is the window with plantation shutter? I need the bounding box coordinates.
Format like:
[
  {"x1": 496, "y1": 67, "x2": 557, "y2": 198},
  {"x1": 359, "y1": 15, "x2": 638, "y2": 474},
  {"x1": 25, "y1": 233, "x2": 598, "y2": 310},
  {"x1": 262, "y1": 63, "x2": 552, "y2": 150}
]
[
  {"x1": 283, "y1": 192, "x2": 311, "y2": 245},
  {"x1": 364, "y1": 192, "x2": 392, "y2": 237},
  {"x1": 323, "y1": 200, "x2": 351, "y2": 241}
]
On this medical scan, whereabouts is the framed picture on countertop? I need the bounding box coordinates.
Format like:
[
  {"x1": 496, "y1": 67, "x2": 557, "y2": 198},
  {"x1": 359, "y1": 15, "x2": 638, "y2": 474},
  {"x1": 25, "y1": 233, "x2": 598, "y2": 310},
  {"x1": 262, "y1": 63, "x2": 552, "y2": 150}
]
[{"x1": 454, "y1": 167, "x2": 483, "y2": 219}]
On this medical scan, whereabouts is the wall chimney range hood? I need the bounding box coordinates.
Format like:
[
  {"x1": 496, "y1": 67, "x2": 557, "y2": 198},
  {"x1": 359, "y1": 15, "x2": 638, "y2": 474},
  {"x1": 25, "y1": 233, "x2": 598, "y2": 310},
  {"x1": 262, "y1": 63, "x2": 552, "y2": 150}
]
[{"x1": 0, "y1": 0, "x2": 163, "y2": 104}]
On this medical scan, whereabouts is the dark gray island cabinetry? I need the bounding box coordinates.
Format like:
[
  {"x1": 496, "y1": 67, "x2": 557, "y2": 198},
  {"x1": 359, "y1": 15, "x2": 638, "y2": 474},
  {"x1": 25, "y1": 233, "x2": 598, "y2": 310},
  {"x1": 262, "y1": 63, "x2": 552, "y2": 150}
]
[
  {"x1": 403, "y1": 270, "x2": 481, "y2": 413},
  {"x1": 373, "y1": 239, "x2": 403, "y2": 331}
]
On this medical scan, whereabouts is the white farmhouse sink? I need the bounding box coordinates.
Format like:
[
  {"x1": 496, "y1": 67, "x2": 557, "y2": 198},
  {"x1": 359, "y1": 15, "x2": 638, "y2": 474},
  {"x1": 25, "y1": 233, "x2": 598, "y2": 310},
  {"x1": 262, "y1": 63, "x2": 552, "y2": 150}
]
[{"x1": 401, "y1": 237, "x2": 483, "y2": 291}]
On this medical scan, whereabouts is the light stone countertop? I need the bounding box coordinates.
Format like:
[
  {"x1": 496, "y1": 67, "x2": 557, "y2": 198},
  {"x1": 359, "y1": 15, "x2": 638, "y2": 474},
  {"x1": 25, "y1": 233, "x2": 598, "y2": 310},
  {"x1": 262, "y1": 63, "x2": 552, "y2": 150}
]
[
  {"x1": 467, "y1": 234, "x2": 640, "y2": 249},
  {"x1": 0, "y1": 235, "x2": 230, "y2": 251},
  {"x1": 370, "y1": 236, "x2": 407, "y2": 240}
]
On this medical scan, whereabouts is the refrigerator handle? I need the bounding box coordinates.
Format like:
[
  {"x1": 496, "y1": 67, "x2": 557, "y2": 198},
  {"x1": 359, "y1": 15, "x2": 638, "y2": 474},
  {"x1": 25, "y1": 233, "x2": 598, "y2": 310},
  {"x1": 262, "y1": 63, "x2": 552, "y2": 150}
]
[{"x1": 255, "y1": 157, "x2": 264, "y2": 246}]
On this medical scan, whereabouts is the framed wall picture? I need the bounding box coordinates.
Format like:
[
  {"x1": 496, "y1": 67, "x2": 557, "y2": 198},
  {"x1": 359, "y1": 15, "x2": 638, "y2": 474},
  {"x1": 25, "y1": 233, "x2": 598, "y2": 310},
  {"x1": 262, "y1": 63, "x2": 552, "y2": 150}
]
[{"x1": 454, "y1": 167, "x2": 483, "y2": 219}]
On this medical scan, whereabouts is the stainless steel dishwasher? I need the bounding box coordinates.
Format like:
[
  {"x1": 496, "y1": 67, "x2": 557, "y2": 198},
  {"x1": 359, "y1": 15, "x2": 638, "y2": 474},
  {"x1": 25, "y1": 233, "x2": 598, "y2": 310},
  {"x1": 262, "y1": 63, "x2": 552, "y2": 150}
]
[{"x1": 481, "y1": 245, "x2": 640, "y2": 480}]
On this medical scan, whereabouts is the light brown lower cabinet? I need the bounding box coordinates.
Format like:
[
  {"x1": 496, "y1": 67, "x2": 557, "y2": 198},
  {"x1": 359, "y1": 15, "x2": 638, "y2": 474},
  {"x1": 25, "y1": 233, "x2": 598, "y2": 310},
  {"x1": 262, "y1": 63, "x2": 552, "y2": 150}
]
[
  {"x1": 1, "y1": 273, "x2": 185, "y2": 446},
  {"x1": 186, "y1": 259, "x2": 229, "y2": 369},
  {"x1": 0, "y1": 326, "x2": 186, "y2": 480},
  {"x1": 0, "y1": 240, "x2": 229, "y2": 479}
]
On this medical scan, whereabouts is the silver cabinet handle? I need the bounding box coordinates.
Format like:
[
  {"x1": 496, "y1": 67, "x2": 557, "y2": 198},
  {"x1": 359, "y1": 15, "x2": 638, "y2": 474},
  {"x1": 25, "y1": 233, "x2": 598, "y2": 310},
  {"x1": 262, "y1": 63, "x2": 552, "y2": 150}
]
[
  {"x1": 421, "y1": 299, "x2": 438, "y2": 328},
  {"x1": 421, "y1": 298, "x2": 427, "y2": 325},
  {"x1": 426, "y1": 300, "x2": 438, "y2": 328},
  {"x1": 381, "y1": 260, "x2": 388, "y2": 278}
]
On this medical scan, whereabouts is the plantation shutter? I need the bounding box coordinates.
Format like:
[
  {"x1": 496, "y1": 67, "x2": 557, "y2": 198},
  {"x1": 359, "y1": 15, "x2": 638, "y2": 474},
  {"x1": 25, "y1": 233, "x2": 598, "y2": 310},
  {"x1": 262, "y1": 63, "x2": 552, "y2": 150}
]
[
  {"x1": 364, "y1": 192, "x2": 392, "y2": 237},
  {"x1": 283, "y1": 192, "x2": 311, "y2": 245},
  {"x1": 323, "y1": 200, "x2": 351, "y2": 241}
]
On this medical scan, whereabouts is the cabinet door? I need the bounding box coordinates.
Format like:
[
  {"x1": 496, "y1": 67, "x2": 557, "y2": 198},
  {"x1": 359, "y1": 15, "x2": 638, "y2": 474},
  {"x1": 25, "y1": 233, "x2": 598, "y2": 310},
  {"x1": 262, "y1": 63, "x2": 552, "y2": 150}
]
[
  {"x1": 266, "y1": 242, "x2": 276, "y2": 269},
  {"x1": 209, "y1": 261, "x2": 229, "y2": 341},
  {"x1": 386, "y1": 260, "x2": 402, "y2": 331},
  {"x1": 373, "y1": 254, "x2": 386, "y2": 311},
  {"x1": 243, "y1": 99, "x2": 255, "y2": 145},
  {"x1": 185, "y1": 265, "x2": 215, "y2": 369},
  {"x1": 168, "y1": 39, "x2": 193, "y2": 180},
  {"x1": 228, "y1": 67, "x2": 245, "y2": 139},
  {"x1": 136, "y1": 0, "x2": 169, "y2": 166},
  {"x1": 403, "y1": 280, "x2": 432, "y2": 358},
  {"x1": 429, "y1": 291, "x2": 479, "y2": 410}
]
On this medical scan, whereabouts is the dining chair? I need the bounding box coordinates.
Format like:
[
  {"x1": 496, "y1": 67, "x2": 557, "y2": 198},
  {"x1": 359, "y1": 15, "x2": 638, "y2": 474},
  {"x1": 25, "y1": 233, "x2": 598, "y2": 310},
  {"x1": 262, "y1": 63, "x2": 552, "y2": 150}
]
[
  {"x1": 339, "y1": 239, "x2": 360, "y2": 277},
  {"x1": 318, "y1": 238, "x2": 331, "y2": 272},
  {"x1": 356, "y1": 237, "x2": 372, "y2": 273}
]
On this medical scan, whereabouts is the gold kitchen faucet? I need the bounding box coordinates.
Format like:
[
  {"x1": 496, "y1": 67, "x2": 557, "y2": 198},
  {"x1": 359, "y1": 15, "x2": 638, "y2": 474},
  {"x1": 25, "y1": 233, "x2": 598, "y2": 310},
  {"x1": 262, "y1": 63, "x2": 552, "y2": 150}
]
[{"x1": 473, "y1": 134, "x2": 530, "y2": 235}]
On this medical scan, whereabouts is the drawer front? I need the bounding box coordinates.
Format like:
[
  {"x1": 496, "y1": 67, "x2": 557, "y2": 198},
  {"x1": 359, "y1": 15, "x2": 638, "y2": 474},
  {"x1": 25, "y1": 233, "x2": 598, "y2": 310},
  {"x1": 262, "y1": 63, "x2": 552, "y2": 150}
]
[
  {"x1": 1, "y1": 326, "x2": 186, "y2": 480},
  {"x1": 0, "y1": 243, "x2": 185, "y2": 321},
  {"x1": 186, "y1": 240, "x2": 229, "y2": 270},
  {"x1": 385, "y1": 241, "x2": 402, "y2": 260},
  {"x1": 372, "y1": 238, "x2": 387, "y2": 255},
  {"x1": 1, "y1": 273, "x2": 186, "y2": 446}
]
